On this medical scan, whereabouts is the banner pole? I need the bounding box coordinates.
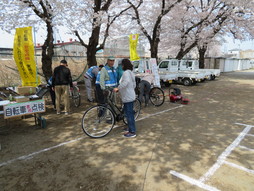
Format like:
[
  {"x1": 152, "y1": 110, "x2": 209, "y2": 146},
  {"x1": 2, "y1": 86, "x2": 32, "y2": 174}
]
[{"x1": 33, "y1": 27, "x2": 39, "y2": 86}]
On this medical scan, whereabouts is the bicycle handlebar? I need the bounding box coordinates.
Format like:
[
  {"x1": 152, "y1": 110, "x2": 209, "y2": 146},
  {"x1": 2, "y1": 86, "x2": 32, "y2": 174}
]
[{"x1": 103, "y1": 87, "x2": 116, "y2": 101}]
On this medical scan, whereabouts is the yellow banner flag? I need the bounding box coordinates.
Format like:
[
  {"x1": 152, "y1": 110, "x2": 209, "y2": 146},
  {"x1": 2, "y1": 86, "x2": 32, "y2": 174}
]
[
  {"x1": 13, "y1": 26, "x2": 40, "y2": 87},
  {"x1": 129, "y1": 34, "x2": 140, "y2": 61}
]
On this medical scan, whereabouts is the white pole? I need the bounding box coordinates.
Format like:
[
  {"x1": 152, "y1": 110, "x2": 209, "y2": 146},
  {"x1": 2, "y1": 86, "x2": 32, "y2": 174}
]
[{"x1": 33, "y1": 26, "x2": 39, "y2": 86}]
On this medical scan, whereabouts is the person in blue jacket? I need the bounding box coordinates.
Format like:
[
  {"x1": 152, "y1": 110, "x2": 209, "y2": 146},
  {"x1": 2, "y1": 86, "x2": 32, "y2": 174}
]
[
  {"x1": 84, "y1": 65, "x2": 103, "y2": 102},
  {"x1": 95, "y1": 56, "x2": 117, "y2": 104}
]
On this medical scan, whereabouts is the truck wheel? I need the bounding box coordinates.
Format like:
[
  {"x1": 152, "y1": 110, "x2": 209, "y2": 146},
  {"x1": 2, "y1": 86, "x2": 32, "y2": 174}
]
[
  {"x1": 211, "y1": 75, "x2": 216, "y2": 80},
  {"x1": 192, "y1": 80, "x2": 197, "y2": 85},
  {"x1": 183, "y1": 78, "x2": 192, "y2": 86}
]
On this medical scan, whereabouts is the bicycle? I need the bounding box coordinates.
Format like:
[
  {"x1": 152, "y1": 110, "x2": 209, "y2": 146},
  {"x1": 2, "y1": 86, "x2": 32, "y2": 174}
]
[
  {"x1": 135, "y1": 77, "x2": 165, "y2": 107},
  {"x1": 36, "y1": 81, "x2": 81, "y2": 107},
  {"x1": 70, "y1": 81, "x2": 81, "y2": 107},
  {"x1": 81, "y1": 89, "x2": 141, "y2": 138}
]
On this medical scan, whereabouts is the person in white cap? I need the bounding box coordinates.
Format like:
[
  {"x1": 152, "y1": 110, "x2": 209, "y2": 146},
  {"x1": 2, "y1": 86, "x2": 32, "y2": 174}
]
[{"x1": 95, "y1": 56, "x2": 118, "y2": 104}]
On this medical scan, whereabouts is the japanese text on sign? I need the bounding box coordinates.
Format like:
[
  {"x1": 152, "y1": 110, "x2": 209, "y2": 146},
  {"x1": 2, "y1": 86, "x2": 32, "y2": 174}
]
[{"x1": 4, "y1": 100, "x2": 45, "y2": 119}]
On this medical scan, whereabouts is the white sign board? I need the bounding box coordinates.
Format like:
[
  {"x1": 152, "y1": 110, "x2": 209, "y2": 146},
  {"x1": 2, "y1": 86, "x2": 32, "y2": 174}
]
[
  {"x1": 4, "y1": 99, "x2": 45, "y2": 119},
  {"x1": 150, "y1": 58, "x2": 161, "y2": 87}
]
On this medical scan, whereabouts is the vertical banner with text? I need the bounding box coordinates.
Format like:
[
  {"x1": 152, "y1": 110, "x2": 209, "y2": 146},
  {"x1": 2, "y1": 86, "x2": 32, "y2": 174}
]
[
  {"x1": 129, "y1": 34, "x2": 140, "y2": 61},
  {"x1": 13, "y1": 26, "x2": 40, "y2": 87},
  {"x1": 150, "y1": 58, "x2": 161, "y2": 87}
]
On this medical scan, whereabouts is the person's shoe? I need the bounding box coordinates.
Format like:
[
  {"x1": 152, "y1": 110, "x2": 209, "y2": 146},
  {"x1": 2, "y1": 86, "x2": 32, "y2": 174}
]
[
  {"x1": 57, "y1": 112, "x2": 60, "y2": 115},
  {"x1": 123, "y1": 132, "x2": 136, "y2": 138},
  {"x1": 87, "y1": 99, "x2": 94, "y2": 103},
  {"x1": 64, "y1": 112, "x2": 69, "y2": 115}
]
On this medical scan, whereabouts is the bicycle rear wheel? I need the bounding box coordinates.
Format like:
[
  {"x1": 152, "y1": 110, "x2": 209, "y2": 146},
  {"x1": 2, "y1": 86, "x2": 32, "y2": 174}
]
[
  {"x1": 123, "y1": 98, "x2": 141, "y2": 124},
  {"x1": 149, "y1": 87, "x2": 165, "y2": 106},
  {"x1": 81, "y1": 105, "x2": 115, "y2": 138},
  {"x1": 72, "y1": 86, "x2": 81, "y2": 107}
]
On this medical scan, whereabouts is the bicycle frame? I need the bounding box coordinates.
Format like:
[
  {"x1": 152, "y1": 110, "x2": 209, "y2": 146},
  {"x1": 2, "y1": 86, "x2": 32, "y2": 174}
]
[
  {"x1": 35, "y1": 82, "x2": 80, "y2": 107},
  {"x1": 81, "y1": 89, "x2": 141, "y2": 138},
  {"x1": 103, "y1": 90, "x2": 124, "y2": 122}
]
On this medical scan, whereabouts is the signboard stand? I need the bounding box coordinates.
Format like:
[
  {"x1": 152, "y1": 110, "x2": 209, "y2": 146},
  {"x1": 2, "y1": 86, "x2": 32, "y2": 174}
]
[{"x1": 2, "y1": 99, "x2": 46, "y2": 128}]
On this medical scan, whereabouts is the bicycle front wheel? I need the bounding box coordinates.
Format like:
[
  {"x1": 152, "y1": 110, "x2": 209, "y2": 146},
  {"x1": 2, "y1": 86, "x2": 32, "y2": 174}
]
[
  {"x1": 72, "y1": 86, "x2": 81, "y2": 107},
  {"x1": 123, "y1": 98, "x2": 141, "y2": 125},
  {"x1": 149, "y1": 87, "x2": 165, "y2": 106},
  {"x1": 81, "y1": 105, "x2": 115, "y2": 138}
]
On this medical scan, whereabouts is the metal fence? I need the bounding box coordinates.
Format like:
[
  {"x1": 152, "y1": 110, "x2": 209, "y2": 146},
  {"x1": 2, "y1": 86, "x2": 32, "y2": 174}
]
[{"x1": 0, "y1": 54, "x2": 128, "y2": 86}]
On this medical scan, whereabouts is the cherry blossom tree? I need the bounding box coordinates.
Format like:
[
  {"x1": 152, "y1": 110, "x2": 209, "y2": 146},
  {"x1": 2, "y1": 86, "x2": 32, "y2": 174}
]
[
  {"x1": 160, "y1": 0, "x2": 254, "y2": 67},
  {"x1": 126, "y1": 0, "x2": 183, "y2": 61},
  {"x1": 0, "y1": 0, "x2": 65, "y2": 80},
  {"x1": 1, "y1": 0, "x2": 254, "y2": 73},
  {"x1": 59, "y1": 0, "x2": 132, "y2": 67}
]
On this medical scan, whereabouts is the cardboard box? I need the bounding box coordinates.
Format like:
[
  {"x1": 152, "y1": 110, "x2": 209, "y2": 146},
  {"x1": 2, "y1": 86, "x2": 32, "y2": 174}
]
[
  {"x1": 14, "y1": 96, "x2": 30, "y2": 103},
  {"x1": 17, "y1": 86, "x2": 36, "y2": 96}
]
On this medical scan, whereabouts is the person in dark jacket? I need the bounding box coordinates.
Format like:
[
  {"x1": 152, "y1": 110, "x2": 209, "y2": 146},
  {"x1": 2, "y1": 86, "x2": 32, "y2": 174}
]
[{"x1": 52, "y1": 60, "x2": 73, "y2": 115}]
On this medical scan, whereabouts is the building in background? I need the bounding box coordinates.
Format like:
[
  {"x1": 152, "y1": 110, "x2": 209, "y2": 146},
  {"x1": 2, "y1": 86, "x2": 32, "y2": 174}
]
[
  {"x1": 35, "y1": 38, "x2": 86, "y2": 59},
  {"x1": 0, "y1": 48, "x2": 13, "y2": 60},
  {"x1": 240, "y1": 50, "x2": 254, "y2": 59},
  {"x1": 225, "y1": 49, "x2": 241, "y2": 58},
  {"x1": 34, "y1": 36, "x2": 146, "y2": 59},
  {"x1": 104, "y1": 36, "x2": 146, "y2": 58}
]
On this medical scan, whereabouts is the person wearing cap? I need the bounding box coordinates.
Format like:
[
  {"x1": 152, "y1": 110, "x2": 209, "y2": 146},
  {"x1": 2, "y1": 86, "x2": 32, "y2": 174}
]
[
  {"x1": 95, "y1": 56, "x2": 118, "y2": 104},
  {"x1": 52, "y1": 59, "x2": 73, "y2": 115},
  {"x1": 84, "y1": 64, "x2": 104, "y2": 102}
]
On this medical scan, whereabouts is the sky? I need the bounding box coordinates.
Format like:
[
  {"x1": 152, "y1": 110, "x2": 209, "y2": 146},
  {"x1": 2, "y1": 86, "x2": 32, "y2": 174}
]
[
  {"x1": 1, "y1": 29, "x2": 254, "y2": 52},
  {"x1": 0, "y1": 29, "x2": 77, "y2": 48}
]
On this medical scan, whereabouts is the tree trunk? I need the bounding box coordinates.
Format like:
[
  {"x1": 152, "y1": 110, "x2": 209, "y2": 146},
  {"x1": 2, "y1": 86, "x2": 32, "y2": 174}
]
[
  {"x1": 41, "y1": 22, "x2": 54, "y2": 82},
  {"x1": 86, "y1": 27, "x2": 100, "y2": 67},
  {"x1": 198, "y1": 44, "x2": 207, "y2": 69},
  {"x1": 176, "y1": 41, "x2": 198, "y2": 60},
  {"x1": 175, "y1": 49, "x2": 185, "y2": 60},
  {"x1": 150, "y1": 39, "x2": 159, "y2": 61},
  {"x1": 86, "y1": 20, "x2": 101, "y2": 67},
  {"x1": 86, "y1": 47, "x2": 98, "y2": 67}
]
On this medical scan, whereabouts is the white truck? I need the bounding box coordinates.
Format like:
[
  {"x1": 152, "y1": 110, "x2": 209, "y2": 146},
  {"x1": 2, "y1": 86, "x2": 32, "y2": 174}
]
[
  {"x1": 158, "y1": 59, "x2": 207, "y2": 86},
  {"x1": 132, "y1": 59, "x2": 178, "y2": 86},
  {"x1": 179, "y1": 59, "x2": 220, "y2": 80}
]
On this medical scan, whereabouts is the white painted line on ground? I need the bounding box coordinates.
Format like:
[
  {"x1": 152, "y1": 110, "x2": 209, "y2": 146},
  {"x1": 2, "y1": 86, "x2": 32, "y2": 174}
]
[
  {"x1": 246, "y1": 134, "x2": 254, "y2": 137},
  {"x1": 198, "y1": 124, "x2": 253, "y2": 183},
  {"x1": 1, "y1": 105, "x2": 183, "y2": 167},
  {"x1": 239, "y1": 145, "x2": 254, "y2": 152},
  {"x1": 235, "y1": 122, "x2": 254, "y2": 127},
  {"x1": 113, "y1": 105, "x2": 183, "y2": 129},
  {"x1": 224, "y1": 160, "x2": 254, "y2": 175},
  {"x1": 0, "y1": 137, "x2": 85, "y2": 167},
  {"x1": 136, "y1": 105, "x2": 183, "y2": 122},
  {"x1": 170, "y1": 170, "x2": 220, "y2": 191}
]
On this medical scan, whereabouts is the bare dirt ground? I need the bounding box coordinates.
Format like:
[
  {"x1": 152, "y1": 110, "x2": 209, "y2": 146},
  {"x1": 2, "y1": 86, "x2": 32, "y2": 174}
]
[{"x1": 1, "y1": 69, "x2": 254, "y2": 191}]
